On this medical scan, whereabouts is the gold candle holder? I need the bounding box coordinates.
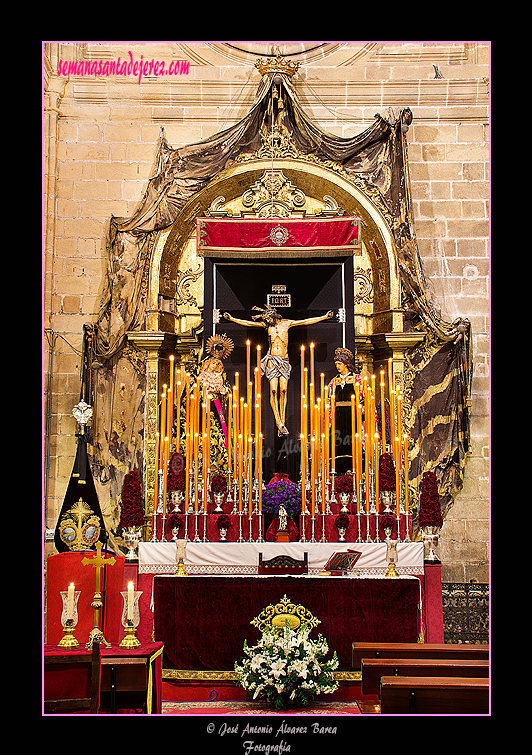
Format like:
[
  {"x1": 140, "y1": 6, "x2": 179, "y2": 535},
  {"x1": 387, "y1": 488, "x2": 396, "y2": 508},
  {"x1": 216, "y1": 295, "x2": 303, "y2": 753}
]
[
  {"x1": 119, "y1": 586, "x2": 142, "y2": 649},
  {"x1": 58, "y1": 587, "x2": 81, "y2": 648}
]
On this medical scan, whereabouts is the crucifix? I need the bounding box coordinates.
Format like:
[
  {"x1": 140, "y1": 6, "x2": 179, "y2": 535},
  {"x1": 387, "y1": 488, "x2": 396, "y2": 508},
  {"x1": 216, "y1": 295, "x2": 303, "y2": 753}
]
[
  {"x1": 82, "y1": 540, "x2": 116, "y2": 648},
  {"x1": 224, "y1": 305, "x2": 334, "y2": 436}
]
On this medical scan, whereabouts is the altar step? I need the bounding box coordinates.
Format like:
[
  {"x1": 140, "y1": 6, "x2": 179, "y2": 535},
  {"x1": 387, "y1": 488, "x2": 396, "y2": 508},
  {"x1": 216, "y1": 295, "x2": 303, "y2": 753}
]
[{"x1": 161, "y1": 674, "x2": 379, "y2": 707}]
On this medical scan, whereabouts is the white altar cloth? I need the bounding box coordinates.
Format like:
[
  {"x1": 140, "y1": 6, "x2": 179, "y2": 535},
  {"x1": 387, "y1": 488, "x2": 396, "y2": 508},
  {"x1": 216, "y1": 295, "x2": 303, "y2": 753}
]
[{"x1": 138, "y1": 541, "x2": 424, "y2": 577}]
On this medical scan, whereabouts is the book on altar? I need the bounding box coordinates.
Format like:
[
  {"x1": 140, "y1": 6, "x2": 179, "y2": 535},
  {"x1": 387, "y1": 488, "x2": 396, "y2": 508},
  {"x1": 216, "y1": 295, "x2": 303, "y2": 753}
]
[{"x1": 319, "y1": 550, "x2": 362, "y2": 576}]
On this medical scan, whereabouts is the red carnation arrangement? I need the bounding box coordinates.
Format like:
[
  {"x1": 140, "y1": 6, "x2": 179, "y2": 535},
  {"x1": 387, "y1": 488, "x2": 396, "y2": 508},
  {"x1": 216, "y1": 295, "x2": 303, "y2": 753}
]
[
  {"x1": 120, "y1": 470, "x2": 144, "y2": 528},
  {"x1": 335, "y1": 475, "x2": 353, "y2": 495},
  {"x1": 167, "y1": 514, "x2": 183, "y2": 533},
  {"x1": 380, "y1": 515, "x2": 395, "y2": 532},
  {"x1": 418, "y1": 471, "x2": 443, "y2": 528},
  {"x1": 211, "y1": 474, "x2": 228, "y2": 493},
  {"x1": 167, "y1": 453, "x2": 185, "y2": 492},
  {"x1": 379, "y1": 453, "x2": 396, "y2": 492},
  {"x1": 217, "y1": 514, "x2": 231, "y2": 530},
  {"x1": 335, "y1": 513, "x2": 350, "y2": 529}
]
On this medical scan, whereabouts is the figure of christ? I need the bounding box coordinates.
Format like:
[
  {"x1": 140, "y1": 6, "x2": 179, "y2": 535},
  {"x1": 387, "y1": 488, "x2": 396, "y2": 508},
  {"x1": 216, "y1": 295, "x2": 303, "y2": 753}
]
[{"x1": 223, "y1": 306, "x2": 334, "y2": 436}]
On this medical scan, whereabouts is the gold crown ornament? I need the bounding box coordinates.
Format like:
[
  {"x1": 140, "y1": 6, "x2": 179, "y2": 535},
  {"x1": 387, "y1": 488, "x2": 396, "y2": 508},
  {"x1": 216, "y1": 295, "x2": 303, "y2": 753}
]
[{"x1": 255, "y1": 55, "x2": 300, "y2": 78}]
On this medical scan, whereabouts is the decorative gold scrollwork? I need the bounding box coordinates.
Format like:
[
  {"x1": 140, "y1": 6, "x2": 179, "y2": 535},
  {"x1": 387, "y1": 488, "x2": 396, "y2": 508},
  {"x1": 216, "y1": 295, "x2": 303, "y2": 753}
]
[{"x1": 250, "y1": 594, "x2": 321, "y2": 633}]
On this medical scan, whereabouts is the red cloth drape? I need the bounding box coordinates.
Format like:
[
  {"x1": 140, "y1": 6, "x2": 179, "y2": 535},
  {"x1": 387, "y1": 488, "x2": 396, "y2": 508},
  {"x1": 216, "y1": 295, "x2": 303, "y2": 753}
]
[{"x1": 197, "y1": 217, "x2": 361, "y2": 256}]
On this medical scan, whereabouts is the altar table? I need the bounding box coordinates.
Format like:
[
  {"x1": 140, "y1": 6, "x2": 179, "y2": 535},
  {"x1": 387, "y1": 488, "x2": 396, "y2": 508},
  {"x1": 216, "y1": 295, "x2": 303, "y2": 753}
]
[
  {"x1": 139, "y1": 541, "x2": 424, "y2": 577},
  {"x1": 153, "y1": 575, "x2": 421, "y2": 672}
]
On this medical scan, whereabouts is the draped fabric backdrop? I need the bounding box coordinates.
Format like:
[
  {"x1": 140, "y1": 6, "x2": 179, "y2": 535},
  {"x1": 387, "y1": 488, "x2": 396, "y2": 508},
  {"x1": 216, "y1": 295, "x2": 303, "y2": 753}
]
[{"x1": 89, "y1": 71, "x2": 472, "y2": 525}]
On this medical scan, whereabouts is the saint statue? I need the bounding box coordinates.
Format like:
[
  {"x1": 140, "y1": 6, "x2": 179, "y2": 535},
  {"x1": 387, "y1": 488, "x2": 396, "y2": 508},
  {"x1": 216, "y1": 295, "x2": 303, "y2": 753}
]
[
  {"x1": 224, "y1": 305, "x2": 334, "y2": 436},
  {"x1": 180, "y1": 334, "x2": 234, "y2": 473},
  {"x1": 327, "y1": 347, "x2": 364, "y2": 474}
]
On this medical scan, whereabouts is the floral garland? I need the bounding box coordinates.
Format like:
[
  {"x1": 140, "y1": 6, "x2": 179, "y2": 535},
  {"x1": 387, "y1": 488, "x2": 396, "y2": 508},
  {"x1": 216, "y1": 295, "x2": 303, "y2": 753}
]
[
  {"x1": 120, "y1": 470, "x2": 144, "y2": 528},
  {"x1": 234, "y1": 623, "x2": 339, "y2": 711},
  {"x1": 261, "y1": 479, "x2": 302, "y2": 519}
]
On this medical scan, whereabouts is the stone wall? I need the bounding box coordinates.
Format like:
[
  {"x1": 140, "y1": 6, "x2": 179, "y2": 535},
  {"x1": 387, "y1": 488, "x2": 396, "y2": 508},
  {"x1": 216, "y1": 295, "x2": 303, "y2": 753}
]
[{"x1": 43, "y1": 42, "x2": 490, "y2": 580}]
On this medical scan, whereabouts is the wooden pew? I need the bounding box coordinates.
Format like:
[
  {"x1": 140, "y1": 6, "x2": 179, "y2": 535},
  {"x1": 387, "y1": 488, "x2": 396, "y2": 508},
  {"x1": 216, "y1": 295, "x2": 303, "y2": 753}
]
[
  {"x1": 361, "y1": 657, "x2": 489, "y2": 695},
  {"x1": 379, "y1": 676, "x2": 490, "y2": 714},
  {"x1": 352, "y1": 642, "x2": 489, "y2": 671}
]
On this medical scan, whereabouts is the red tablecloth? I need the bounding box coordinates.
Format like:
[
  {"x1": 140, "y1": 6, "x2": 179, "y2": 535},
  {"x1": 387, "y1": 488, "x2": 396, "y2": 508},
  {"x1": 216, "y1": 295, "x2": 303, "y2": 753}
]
[{"x1": 154, "y1": 576, "x2": 421, "y2": 672}]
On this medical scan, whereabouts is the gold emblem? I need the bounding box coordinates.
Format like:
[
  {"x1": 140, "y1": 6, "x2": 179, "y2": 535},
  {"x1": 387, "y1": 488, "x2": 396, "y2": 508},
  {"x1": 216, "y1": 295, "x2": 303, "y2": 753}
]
[
  {"x1": 251, "y1": 594, "x2": 321, "y2": 634},
  {"x1": 58, "y1": 497, "x2": 101, "y2": 551}
]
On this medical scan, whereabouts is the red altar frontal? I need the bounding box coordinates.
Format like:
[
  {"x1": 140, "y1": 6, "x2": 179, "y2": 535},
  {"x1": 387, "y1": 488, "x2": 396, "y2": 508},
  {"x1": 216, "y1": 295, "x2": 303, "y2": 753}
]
[{"x1": 135, "y1": 540, "x2": 444, "y2": 671}]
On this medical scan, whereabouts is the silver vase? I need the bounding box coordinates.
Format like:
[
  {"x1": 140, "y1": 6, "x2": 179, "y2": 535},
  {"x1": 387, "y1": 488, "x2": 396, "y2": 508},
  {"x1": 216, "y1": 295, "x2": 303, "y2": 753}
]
[
  {"x1": 218, "y1": 527, "x2": 228, "y2": 541},
  {"x1": 337, "y1": 526, "x2": 347, "y2": 542},
  {"x1": 338, "y1": 492, "x2": 350, "y2": 513},
  {"x1": 422, "y1": 526, "x2": 441, "y2": 562},
  {"x1": 124, "y1": 526, "x2": 142, "y2": 561},
  {"x1": 213, "y1": 492, "x2": 225, "y2": 513},
  {"x1": 380, "y1": 489, "x2": 394, "y2": 514}
]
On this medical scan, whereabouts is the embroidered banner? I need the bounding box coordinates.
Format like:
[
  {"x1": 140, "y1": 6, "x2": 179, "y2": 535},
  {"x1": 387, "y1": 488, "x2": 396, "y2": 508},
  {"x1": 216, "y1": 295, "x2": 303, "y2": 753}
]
[{"x1": 197, "y1": 216, "x2": 361, "y2": 257}]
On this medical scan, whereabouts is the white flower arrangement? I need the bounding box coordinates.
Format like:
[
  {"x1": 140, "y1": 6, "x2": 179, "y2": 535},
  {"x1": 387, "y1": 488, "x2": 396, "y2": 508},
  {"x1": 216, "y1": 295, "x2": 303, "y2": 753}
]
[{"x1": 234, "y1": 622, "x2": 339, "y2": 710}]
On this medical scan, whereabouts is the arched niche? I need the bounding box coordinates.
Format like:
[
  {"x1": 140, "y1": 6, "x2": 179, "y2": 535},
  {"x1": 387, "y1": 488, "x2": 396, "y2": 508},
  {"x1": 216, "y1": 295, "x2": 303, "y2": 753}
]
[{"x1": 146, "y1": 159, "x2": 403, "y2": 347}]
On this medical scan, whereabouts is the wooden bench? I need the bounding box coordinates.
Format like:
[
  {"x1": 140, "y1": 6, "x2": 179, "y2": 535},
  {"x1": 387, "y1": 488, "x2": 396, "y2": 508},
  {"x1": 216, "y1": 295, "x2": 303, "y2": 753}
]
[
  {"x1": 44, "y1": 641, "x2": 101, "y2": 714},
  {"x1": 379, "y1": 676, "x2": 490, "y2": 714},
  {"x1": 352, "y1": 642, "x2": 489, "y2": 671},
  {"x1": 361, "y1": 657, "x2": 489, "y2": 695}
]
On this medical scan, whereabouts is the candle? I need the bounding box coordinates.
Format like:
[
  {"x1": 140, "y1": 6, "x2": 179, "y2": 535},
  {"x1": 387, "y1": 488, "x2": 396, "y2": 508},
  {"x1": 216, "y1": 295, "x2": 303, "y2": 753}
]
[
  {"x1": 127, "y1": 581, "x2": 134, "y2": 621},
  {"x1": 351, "y1": 393, "x2": 356, "y2": 475},
  {"x1": 310, "y1": 343, "x2": 315, "y2": 429},
  {"x1": 311, "y1": 435, "x2": 316, "y2": 517},
  {"x1": 238, "y1": 434, "x2": 243, "y2": 512},
  {"x1": 403, "y1": 434, "x2": 409, "y2": 513},
  {"x1": 258, "y1": 433, "x2": 263, "y2": 513},
  {"x1": 355, "y1": 433, "x2": 360, "y2": 513},
  {"x1": 248, "y1": 435, "x2": 253, "y2": 516},
  {"x1": 374, "y1": 433, "x2": 380, "y2": 502},
  {"x1": 330, "y1": 389, "x2": 336, "y2": 474},
  {"x1": 388, "y1": 358, "x2": 395, "y2": 454},
  {"x1": 168, "y1": 355, "x2": 175, "y2": 451},
  {"x1": 67, "y1": 582, "x2": 75, "y2": 620},
  {"x1": 246, "y1": 340, "x2": 251, "y2": 409},
  {"x1": 154, "y1": 431, "x2": 160, "y2": 511},
  {"x1": 380, "y1": 371, "x2": 386, "y2": 454},
  {"x1": 395, "y1": 436, "x2": 401, "y2": 515}
]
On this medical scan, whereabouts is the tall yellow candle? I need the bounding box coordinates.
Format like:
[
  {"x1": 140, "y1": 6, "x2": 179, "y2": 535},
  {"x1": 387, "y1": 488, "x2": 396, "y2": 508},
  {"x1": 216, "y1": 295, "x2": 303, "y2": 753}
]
[
  {"x1": 246, "y1": 340, "x2": 251, "y2": 408},
  {"x1": 380, "y1": 371, "x2": 386, "y2": 455},
  {"x1": 355, "y1": 433, "x2": 360, "y2": 513},
  {"x1": 388, "y1": 358, "x2": 395, "y2": 454},
  {"x1": 258, "y1": 433, "x2": 263, "y2": 513},
  {"x1": 395, "y1": 436, "x2": 401, "y2": 515},
  {"x1": 238, "y1": 434, "x2": 243, "y2": 512},
  {"x1": 248, "y1": 435, "x2": 253, "y2": 516},
  {"x1": 403, "y1": 434, "x2": 409, "y2": 513},
  {"x1": 154, "y1": 431, "x2": 160, "y2": 511},
  {"x1": 351, "y1": 393, "x2": 356, "y2": 474},
  {"x1": 311, "y1": 435, "x2": 316, "y2": 517},
  {"x1": 168, "y1": 355, "x2": 175, "y2": 450}
]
